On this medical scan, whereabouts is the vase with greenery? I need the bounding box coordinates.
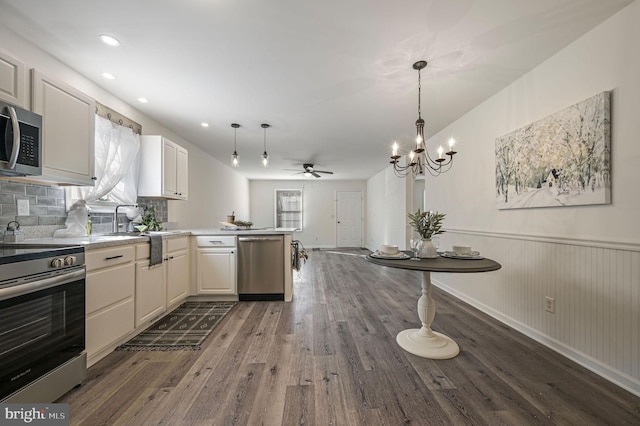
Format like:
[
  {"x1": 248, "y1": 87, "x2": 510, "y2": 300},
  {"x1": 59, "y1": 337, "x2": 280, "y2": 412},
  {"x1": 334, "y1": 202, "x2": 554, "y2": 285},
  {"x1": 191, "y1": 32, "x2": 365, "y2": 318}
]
[{"x1": 407, "y1": 209, "x2": 445, "y2": 258}]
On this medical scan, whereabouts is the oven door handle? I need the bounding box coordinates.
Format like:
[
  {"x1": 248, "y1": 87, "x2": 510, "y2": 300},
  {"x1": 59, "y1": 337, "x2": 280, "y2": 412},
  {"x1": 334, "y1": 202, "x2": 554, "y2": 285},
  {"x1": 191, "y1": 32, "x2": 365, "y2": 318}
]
[{"x1": 0, "y1": 268, "x2": 85, "y2": 301}]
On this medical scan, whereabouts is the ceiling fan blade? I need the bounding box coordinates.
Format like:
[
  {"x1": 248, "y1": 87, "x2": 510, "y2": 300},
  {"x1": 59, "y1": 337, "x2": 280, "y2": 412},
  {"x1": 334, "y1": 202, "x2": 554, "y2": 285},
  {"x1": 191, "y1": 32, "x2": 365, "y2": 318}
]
[
  {"x1": 311, "y1": 172, "x2": 321, "y2": 178},
  {"x1": 315, "y1": 170, "x2": 334, "y2": 174}
]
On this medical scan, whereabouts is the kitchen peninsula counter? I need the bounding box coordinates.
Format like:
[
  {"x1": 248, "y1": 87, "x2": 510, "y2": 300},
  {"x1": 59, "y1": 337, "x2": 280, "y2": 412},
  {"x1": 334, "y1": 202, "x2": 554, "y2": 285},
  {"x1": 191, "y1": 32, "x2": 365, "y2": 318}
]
[{"x1": 191, "y1": 228, "x2": 296, "y2": 302}]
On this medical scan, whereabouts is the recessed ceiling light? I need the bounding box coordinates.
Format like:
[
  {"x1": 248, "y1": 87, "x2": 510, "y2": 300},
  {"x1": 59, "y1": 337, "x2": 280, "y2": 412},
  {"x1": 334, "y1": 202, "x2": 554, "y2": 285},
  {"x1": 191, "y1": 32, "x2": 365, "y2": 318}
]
[
  {"x1": 137, "y1": 97, "x2": 148, "y2": 104},
  {"x1": 99, "y1": 34, "x2": 120, "y2": 46},
  {"x1": 201, "y1": 122, "x2": 209, "y2": 128},
  {"x1": 101, "y1": 72, "x2": 116, "y2": 80}
]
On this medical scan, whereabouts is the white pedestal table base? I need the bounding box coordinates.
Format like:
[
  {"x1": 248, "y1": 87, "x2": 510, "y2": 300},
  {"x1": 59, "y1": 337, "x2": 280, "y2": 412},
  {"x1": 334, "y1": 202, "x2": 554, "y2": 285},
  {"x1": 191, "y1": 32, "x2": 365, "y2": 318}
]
[{"x1": 396, "y1": 271, "x2": 459, "y2": 359}]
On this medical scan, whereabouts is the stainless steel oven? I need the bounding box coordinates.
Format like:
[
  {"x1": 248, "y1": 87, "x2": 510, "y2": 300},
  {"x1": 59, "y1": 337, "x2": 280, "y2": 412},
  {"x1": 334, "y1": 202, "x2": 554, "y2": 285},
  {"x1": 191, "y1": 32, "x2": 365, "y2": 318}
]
[{"x1": 0, "y1": 244, "x2": 86, "y2": 403}]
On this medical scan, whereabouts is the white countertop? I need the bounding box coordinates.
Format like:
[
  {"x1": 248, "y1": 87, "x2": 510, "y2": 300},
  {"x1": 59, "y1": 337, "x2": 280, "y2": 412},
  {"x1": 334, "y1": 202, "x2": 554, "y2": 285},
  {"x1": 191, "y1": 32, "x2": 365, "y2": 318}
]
[
  {"x1": 10, "y1": 228, "x2": 296, "y2": 250},
  {"x1": 190, "y1": 228, "x2": 296, "y2": 236}
]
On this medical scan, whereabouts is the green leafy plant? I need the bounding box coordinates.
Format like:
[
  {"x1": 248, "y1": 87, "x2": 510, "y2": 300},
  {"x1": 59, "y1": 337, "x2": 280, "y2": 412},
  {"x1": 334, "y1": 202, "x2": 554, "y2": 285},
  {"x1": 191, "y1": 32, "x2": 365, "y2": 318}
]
[
  {"x1": 407, "y1": 209, "x2": 445, "y2": 239},
  {"x1": 136, "y1": 206, "x2": 163, "y2": 232}
]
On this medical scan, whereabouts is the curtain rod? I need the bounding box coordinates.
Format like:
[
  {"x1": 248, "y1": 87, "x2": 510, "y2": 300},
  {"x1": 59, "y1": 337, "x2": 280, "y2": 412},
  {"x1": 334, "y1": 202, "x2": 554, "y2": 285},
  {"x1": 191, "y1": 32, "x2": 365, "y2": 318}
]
[{"x1": 95, "y1": 101, "x2": 142, "y2": 135}]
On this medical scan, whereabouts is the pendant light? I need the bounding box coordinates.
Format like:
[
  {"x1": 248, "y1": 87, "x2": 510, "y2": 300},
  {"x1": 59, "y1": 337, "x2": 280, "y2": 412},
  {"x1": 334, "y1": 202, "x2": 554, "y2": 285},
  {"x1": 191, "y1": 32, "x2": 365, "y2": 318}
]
[
  {"x1": 261, "y1": 123, "x2": 270, "y2": 167},
  {"x1": 231, "y1": 123, "x2": 240, "y2": 167}
]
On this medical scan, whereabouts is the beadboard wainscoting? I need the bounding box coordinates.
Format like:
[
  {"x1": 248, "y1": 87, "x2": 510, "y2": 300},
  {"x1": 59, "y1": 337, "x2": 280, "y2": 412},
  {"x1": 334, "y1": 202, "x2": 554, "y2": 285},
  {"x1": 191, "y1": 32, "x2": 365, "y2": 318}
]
[{"x1": 433, "y1": 229, "x2": 640, "y2": 396}]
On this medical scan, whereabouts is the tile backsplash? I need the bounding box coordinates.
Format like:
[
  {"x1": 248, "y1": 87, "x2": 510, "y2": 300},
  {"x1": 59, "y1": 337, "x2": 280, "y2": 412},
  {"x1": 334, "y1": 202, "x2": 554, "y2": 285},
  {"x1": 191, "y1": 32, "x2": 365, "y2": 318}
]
[
  {"x1": 0, "y1": 179, "x2": 169, "y2": 239},
  {"x1": 0, "y1": 180, "x2": 67, "y2": 238}
]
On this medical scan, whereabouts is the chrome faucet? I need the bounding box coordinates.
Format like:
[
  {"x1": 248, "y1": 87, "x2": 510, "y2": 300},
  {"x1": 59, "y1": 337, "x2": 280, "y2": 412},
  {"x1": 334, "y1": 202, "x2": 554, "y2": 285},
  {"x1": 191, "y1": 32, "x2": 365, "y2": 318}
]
[{"x1": 114, "y1": 204, "x2": 138, "y2": 232}]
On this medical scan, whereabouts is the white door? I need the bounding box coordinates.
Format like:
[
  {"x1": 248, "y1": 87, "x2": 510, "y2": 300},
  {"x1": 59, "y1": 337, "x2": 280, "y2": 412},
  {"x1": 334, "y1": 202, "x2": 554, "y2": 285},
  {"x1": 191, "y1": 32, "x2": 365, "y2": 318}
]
[{"x1": 336, "y1": 191, "x2": 363, "y2": 248}]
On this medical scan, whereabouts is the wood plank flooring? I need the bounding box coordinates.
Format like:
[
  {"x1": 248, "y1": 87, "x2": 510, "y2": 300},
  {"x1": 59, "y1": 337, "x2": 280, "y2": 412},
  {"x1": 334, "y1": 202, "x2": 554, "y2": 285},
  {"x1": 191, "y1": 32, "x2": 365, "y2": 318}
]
[{"x1": 59, "y1": 249, "x2": 640, "y2": 425}]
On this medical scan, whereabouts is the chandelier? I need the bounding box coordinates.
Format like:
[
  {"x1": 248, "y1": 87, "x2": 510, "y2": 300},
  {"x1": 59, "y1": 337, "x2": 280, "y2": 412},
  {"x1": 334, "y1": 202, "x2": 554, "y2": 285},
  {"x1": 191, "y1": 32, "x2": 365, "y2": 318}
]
[{"x1": 390, "y1": 60, "x2": 457, "y2": 177}]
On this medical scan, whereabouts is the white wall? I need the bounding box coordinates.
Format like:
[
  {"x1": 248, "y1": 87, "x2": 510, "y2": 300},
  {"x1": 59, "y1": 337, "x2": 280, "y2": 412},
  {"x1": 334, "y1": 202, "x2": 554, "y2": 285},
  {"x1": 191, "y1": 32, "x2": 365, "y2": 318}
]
[
  {"x1": 368, "y1": 2, "x2": 640, "y2": 395},
  {"x1": 250, "y1": 180, "x2": 366, "y2": 248},
  {"x1": 0, "y1": 27, "x2": 249, "y2": 228},
  {"x1": 167, "y1": 150, "x2": 249, "y2": 228},
  {"x1": 366, "y1": 167, "x2": 409, "y2": 251}
]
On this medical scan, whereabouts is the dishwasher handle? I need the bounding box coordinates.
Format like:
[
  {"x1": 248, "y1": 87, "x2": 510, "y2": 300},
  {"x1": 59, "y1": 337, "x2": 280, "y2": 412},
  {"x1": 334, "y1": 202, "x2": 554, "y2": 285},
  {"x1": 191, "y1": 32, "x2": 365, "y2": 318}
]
[{"x1": 238, "y1": 237, "x2": 283, "y2": 242}]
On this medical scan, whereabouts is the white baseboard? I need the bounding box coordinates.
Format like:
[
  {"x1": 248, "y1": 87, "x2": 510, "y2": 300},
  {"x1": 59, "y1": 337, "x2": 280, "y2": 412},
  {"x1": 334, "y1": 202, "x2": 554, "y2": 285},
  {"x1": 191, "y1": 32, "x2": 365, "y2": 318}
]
[{"x1": 432, "y1": 278, "x2": 640, "y2": 398}]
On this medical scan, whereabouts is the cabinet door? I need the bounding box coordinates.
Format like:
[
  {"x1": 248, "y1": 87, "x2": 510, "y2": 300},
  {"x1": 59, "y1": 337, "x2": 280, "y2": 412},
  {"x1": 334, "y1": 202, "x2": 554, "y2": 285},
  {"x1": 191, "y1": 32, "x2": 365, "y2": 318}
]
[
  {"x1": 86, "y1": 262, "x2": 135, "y2": 359},
  {"x1": 175, "y1": 145, "x2": 188, "y2": 200},
  {"x1": 162, "y1": 139, "x2": 178, "y2": 198},
  {"x1": 135, "y1": 261, "x2": 166, "y2": 327},
  {"x1": 0, "y1": 49, "x2": 26, "y2": 106},
  {"x1": 166, "y1": 250, "x2": 189, "y2": 306},
  {"x1": 197, "y1": 250, "x2": 236, "y2": 294},
  {"x1": 31, "y1": 69, "x2": 95, "y2": 185}
]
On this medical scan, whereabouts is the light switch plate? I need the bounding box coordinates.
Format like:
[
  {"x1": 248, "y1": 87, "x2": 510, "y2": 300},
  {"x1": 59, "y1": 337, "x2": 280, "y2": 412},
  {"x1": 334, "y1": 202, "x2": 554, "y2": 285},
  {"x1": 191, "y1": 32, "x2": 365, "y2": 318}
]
[{"x1": 17, "y1": 199, "x2": 30, "y2": 216}]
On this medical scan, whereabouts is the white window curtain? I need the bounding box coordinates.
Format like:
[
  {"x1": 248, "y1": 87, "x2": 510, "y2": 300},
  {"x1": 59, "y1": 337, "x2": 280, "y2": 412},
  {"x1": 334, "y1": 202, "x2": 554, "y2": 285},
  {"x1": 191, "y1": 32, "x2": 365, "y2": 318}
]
[{"x1": 66, "y1": 115, "x2": 140, "y2": 207}]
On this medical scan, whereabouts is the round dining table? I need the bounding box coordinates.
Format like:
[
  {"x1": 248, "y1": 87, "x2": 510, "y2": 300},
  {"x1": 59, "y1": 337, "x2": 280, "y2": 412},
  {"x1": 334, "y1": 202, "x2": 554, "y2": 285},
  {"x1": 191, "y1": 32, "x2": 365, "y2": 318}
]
[{"x1": 366, "y1": 251, "x2": 501, "y2": 359}]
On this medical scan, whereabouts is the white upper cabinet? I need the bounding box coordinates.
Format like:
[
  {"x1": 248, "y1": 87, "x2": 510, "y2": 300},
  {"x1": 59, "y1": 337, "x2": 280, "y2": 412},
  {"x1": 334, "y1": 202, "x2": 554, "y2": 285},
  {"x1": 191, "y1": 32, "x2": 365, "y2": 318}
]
[
  {"x1": 0, "y1": 48, "x2": 27, "y2": 107},
  {"x1": 139, "y1": 135, "x2": 188, "y2": 200},
  {"x1": 31, "y1": 69, "x2": 96, "y2": 185},
  {"x1": 176, "y1": 144, "x2": 188, "y2": 200}
]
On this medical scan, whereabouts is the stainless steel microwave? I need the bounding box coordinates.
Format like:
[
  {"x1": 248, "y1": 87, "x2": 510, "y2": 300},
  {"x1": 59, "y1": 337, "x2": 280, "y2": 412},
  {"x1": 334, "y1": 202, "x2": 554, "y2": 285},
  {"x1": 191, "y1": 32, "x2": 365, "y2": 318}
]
[{"x1": 0, "y1": 101, "x2": 42, "y2": 177}]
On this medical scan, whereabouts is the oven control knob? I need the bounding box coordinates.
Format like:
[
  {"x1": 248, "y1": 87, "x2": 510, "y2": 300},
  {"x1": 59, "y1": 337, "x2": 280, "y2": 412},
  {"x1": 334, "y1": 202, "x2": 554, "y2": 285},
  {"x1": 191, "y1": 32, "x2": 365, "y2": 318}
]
[
  {"x1": 64, "y1": 256, "x2": 76, "y2": 266},
  {"x1": 50, "y1": 258, "x2": 64, "y2": 268}
]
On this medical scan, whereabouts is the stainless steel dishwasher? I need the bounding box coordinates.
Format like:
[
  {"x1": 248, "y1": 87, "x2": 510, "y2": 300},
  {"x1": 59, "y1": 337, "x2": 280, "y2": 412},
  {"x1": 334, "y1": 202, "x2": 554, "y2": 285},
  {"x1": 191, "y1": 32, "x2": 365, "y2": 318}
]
[{"x1": 237, "y1": 235, "x2": 284, "y2": 301}]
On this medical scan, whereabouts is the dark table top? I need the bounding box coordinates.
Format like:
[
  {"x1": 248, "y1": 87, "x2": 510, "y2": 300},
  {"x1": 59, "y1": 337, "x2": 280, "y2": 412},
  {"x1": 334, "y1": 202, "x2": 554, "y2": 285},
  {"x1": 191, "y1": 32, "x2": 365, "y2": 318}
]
[{"x1": 365, "y1": 251, "x2": 501, "y2": 273}]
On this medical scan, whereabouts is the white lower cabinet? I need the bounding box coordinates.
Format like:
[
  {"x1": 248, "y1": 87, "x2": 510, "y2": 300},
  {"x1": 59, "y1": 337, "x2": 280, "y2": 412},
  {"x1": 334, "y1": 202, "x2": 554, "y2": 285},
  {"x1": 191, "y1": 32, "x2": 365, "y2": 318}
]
[
  {"x1": 85, "y1": 245, "x2": 135, "y2": 366},
  {"x1": 85, "y1": 237, "x2": 191, "y2": 364},
  {"x1": 135, "y1": 236, "x2": 190, "y2": 327},
  {"x1": 197, "y1": 250, "x2": 236, "y2": 294},
  {"x1": 166, "y1": 244, "x2": 189, "y2": 306},
  {"x1": 135, "y1": 260, "x2": 166, "y2": 327}
]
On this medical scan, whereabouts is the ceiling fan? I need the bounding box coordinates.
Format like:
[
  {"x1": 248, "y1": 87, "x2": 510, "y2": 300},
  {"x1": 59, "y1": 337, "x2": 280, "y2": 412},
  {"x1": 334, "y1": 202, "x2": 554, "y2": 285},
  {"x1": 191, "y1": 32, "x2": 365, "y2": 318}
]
[{"x1": 288, "y1": 163, "x2": 334, "y2": 178}]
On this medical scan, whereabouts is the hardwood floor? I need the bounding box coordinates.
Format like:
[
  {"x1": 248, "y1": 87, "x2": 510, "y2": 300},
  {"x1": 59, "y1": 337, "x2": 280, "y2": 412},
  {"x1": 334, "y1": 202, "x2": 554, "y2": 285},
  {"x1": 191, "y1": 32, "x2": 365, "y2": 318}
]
[{"x1": 59, "y1": 249, "x2": 640, "y2": 425}]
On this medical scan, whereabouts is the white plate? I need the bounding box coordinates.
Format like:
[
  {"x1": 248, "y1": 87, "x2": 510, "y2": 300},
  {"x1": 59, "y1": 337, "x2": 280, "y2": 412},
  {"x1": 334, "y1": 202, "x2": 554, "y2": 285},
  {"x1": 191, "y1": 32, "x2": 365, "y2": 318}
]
[
  {"x1": 371, "y1": 251, "x2": 411, "y2": 260},
  {"x1": 441, "y1": 251, "x2": 484, "y2": 260}
]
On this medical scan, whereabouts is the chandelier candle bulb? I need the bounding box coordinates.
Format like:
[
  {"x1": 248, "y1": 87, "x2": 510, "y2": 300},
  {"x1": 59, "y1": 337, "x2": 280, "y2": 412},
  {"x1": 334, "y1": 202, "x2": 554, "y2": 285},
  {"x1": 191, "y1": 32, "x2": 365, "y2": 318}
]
[
  {"x1": 438, "y1": 146, "x2": 444, "y2": 159},
  {"x1": 392, "y1": 142, "x2": 398, "y2": 157}
]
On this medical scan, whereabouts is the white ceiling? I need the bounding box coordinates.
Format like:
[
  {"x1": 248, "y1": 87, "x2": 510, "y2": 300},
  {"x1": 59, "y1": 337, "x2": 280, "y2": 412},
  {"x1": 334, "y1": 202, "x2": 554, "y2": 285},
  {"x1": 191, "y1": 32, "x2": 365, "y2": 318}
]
[{"x1": 0, "y1": 0, "x2": 632, "y2": 180}]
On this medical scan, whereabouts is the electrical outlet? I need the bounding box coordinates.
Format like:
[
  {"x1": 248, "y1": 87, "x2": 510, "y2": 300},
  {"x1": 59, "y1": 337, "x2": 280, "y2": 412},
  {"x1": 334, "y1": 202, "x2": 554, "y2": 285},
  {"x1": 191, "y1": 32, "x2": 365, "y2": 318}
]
[
  {"x1": 17, "y1": 199, "x2": 30, "y2": 216},
  {"x1": 545, "y1": 296, "x2": 555, "y2": 314}
]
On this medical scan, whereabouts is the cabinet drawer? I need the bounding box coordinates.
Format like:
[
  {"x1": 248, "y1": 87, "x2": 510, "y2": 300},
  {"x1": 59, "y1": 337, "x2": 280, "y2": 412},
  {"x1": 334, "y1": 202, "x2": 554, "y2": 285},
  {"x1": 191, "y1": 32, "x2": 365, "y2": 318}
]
[
  {"x1": 196, "y1": 235, "x2": 236, "y2": 248},
  {"x1": 167, "y1": 236, "x2": 188, "y2": 252},
  {"x1": 86, "y1": 263, "x2": 135, "y2": 314},
  {"x1": 86, "y1": 298, "x2": 134, "y2": 357},
  {"x1": 86, "y1": 245, "x2": 135, "y2": 271},
  {"x1": 135, "y1": 243, "x2": 151, "y2": 260}
]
